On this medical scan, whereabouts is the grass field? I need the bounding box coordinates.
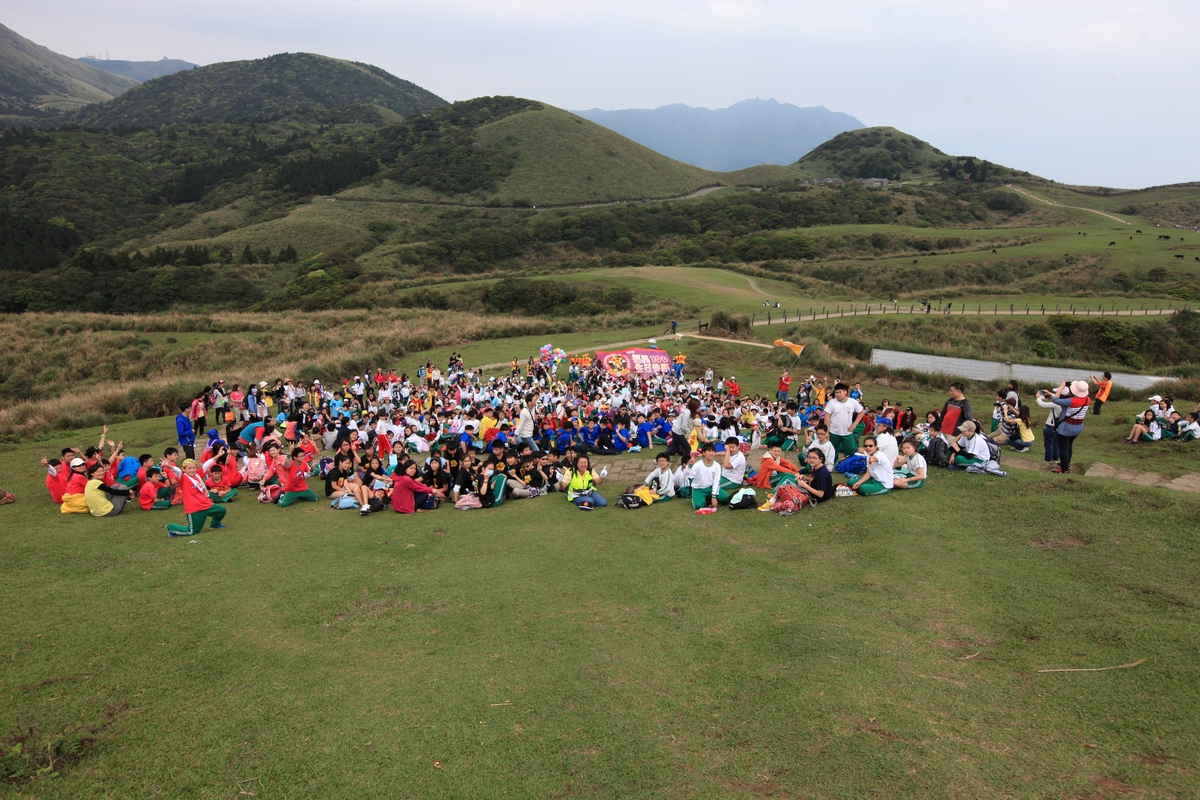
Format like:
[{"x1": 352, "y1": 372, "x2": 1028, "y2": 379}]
[{"x1": 2, "y1": 408, "x2": 1199, "y2": 798}]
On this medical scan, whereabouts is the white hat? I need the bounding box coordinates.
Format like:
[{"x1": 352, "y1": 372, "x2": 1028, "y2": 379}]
[
  {"x1": 70, "y1": 457, "x2": 86, "y2": 467},
  {"x1": 1148, "y1": 395, "x2": 1163, "y2": 402},
  {"x1": 1069, "y1": 381, "x2": 1089, "y2": 398},
  {"x1": 258, "y1": 381, "x2": 267, "y2": 388}
]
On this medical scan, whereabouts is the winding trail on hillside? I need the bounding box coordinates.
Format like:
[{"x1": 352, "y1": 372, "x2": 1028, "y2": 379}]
[
  {"x1": 334, "y1": 184, "x2": 727, "y2": 212},
  {"x1": 1006, "y1": 184, "x2": 1132, "y2": 225},
  {"x1": 744, "y1": 276, "x2": 771, "y2": 297}
]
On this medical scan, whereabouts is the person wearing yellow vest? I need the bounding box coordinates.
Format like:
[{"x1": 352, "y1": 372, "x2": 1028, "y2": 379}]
[
  {"x1": 565, "y1": 454, "x2": 607, "y2": 509},
  {"x1": 1090, "y1": 371, "x2": 1112, "y2": 415}
]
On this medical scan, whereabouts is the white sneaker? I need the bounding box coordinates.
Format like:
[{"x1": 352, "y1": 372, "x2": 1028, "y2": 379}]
[{"x1": 360, "y1": 504, "x2": 370, "y2": 515}]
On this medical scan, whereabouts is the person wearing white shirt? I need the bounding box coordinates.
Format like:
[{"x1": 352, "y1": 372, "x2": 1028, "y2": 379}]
[
  {"x1": 644, "y1": 454, "x2": 677, "y2": 499},
  {"x1": 688, "y1": 444, "x2": 724, "y2": 509},
  {"x1": 950, "y1": 421, "x2": 991, "y2": 466},
  {"x1": 805, "y1": 425, "x2": 837, "y2": 472},
  {"x1": 893, "y1": 438, "x2": 926, "y2": 489},
  {"x1": 850, "y1": 436, "x2": 895, "y2": 495},
  {"x1": 872, "y1": 418, "x2": 899, "y2": 465},
  {"x1": 720, "y1": 437, "x2": 746, "y2": 498},
  {"x1": 823, "y1": 382, "x2": 866, "y2": 459}
]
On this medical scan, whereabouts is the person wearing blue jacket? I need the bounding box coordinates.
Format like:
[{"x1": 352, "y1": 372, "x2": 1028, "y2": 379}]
[{"x1": 176, "y1": 404, "x2": 196, "y2": 460}]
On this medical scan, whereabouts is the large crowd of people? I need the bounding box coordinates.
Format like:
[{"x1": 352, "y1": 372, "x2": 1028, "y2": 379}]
[{"x1": 36, "y1": 348, "x2": 1195, "y2": 534}]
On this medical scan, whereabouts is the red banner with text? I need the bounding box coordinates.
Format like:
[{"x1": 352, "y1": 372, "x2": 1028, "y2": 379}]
[{"x1": 595, "y1": 348, "x2": 673, "y2": 377}]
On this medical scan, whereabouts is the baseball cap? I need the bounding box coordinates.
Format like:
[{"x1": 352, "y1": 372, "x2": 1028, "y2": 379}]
[{"x1": 70, "y1": 457, "x2": 86, "y2": 467}]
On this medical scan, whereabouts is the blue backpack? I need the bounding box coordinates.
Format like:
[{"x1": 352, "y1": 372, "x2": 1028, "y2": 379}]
[{"x1": 835, "y1": 454, "x2": 867, "y2": 475}]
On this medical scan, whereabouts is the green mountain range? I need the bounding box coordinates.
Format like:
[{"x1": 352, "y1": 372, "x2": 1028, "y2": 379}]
[{"x1": 0, "y1": 22, "x2": 137, "y2": 121}]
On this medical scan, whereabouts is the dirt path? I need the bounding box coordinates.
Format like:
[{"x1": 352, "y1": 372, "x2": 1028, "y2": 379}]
[
  {"x1": 744, "y1": 276, "x2": 771, "y2": 297},
  {"x1": 1006, "y1": 185, "x2": 1131, "y2": 225}
]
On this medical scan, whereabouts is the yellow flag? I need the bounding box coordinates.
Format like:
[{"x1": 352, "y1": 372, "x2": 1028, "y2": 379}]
[{"x1": 773, "y1": 339, "x2": 806, "y2": 356}]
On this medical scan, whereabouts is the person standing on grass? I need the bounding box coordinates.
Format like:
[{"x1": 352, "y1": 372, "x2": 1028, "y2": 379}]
[
  {"x1": 176, "y1": 403, "x2": 196, "y2": 460},
  {"x1": 938, "y1": 382, "x2": 974, "y2": 438},
  {"x1": 166, "y1": 459, "x2": 226, "y2": 537},
  {"x1": 666, "y1": 398, "x2": 700, "y2": 461},
  {"x1": 1090, "y1": 371, "x2": 1112, "y2": 415},
  {"x1": 1048, "y1": 380, "x2": 1089, "y2": 474},
  {"x1": 824, "y1": 382, "x2": 866, "y2": 459},
  {"x1": 777, "y1": 369, "x2": 791, "y2": 402}
]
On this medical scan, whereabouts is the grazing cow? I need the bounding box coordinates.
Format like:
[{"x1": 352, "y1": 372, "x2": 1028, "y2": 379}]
[
  {"x1": 991, "y1": 249, "x2": 997, "y2": 254},
  {"x1": 1108, "y1": 241, "x2": 1116, "y2": 246},
  {"x1": 1159, "y1": 235, "x2": 1172, "y2": 240},
  {"x1": 1174, "y1": 254, "x2": 1185, "y2": 259},
  {"x1": 912, "y1": 259, "x2": 918, "y2": 265},
  {"x1": 1136, "y1": 230, "x2": 1142, "y2": 234}
]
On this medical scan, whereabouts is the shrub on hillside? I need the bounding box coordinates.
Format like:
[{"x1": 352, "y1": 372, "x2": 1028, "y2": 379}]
[{"x1": 709, "y1": 310, "x2": 752, "y2": 337}]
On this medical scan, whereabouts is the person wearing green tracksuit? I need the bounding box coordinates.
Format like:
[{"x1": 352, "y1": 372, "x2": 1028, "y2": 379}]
[{"x1": 166, "y1": 460, "x2": 226, "y2": 538}]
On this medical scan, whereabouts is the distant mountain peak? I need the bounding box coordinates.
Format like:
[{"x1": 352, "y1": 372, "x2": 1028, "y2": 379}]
[{"x1": 573, "y1": 100, "x2": 863, "y2": 171}]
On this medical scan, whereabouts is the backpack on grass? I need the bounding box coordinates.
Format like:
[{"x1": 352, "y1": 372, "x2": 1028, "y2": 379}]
[
  {"x1": 985, "y1": 437, "x2": 1002, "y2": 463},
  {"x1": 258, "y1": 485, "x2": 282, "y2": 503},
  {"x1": 927, "y1": 436, "x2": 951, "y2": 468}
]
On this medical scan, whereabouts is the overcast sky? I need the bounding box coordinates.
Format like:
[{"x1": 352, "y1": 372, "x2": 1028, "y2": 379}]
[{"x1": 10, "y1": 1, "x2": 1199, "y2": 188}]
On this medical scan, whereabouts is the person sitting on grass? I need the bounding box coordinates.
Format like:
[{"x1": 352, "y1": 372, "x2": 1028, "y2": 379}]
[
  {"x1": 892, "y1": 438, "x2": 927, "y2": 489},
  {"x1": 166, "y1": 459, "x2": 227, "y2": 537},
  {"x1": 673, "y1": 452, "x2": 695, "y2": 499},
  {"x1": 793, "y1": 449, "x2": 833, "y2": 503},
  {"x1": 391, "y1": 460, "x2": 444, "y2": 513},
  {"x1": 872, "y1": 417, "x2": 899, "y2": 464},
  {"x1": 1124, "y1": 410, "x2": 1161, "y2": 444},
  {"x1": 949, "y1": 421, "x2": 990, "y2": 467},
  {"x1": 41, "y1": 457, "x2": 69, "y2": 504},
  {"x1": 687, "y1": 443, "x2": 724, "y2": 510},
  {"x1": 1000, "y1": 403, "x2": 1036, "y2": 452},
  {"x1": 849, "y1": 436, "x2": 895, "y2": 496},
  {"x1": 1178, "y1": 412, "x2": 1200, "y2": 442},
  {"x1": 720, "y1": 436, "x2": 747, "y2": 497},
  {"x1": 84, "y1": 461, "x2": 134, "y2": 517},
  {"x1": 803, "y1": 424, "x2": 837, "y2": 473},
  {"x1": 138, "y1": 468, "x2": 173, "y2": 510},
  {"x1": 277, "y1": 448, "x2": 319, "y2": 507},
  {"x1": 565, "y1": 454, "x2": 607, "y2": 509},
  {"x1": 325, "y1": 454, "x2": 372, "y2": 512},
  {"x1": 643, "y1": 453, "x2": 676, "y2": 500},
  {"x1": 204, "y1": 464, "x2": 239, "y2": 503},
  {"x1": 59, "y1": 457, "x2": 91, "y2": 514},
  {"x1": 749, "y1": 444, "x2": 800, "y2": 489}
]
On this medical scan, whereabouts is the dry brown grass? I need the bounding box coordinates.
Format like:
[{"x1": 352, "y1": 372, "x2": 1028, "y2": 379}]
[{"x1": 0, "y1": 309, "x2": 567, "y2": 439}]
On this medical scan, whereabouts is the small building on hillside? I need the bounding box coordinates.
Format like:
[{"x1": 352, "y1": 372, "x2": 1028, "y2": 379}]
[
  {"x1": 853, "y1": 178, "x2": 889, "y2": 189},
  {"x1": 815, "y1": 178, "x2": 843, "y2": 186}
]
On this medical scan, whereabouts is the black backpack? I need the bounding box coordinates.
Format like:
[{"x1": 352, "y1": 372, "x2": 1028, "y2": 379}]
[
  {"x1": 985, "y1": 436, "x2": 1002, "y2": 463},
  {"x1": 928, "y1": 436, "x2": 951, "y2": 468}
]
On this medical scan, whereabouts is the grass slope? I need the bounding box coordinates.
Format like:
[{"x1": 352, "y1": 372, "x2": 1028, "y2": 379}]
[
  {"x1": 0, "y1": 22, "x2": 138, "y2": 119},
  {"x1": 1, "y1": 413, "x2": 1198, "y2": 797},
  {"x1": 69, "y1": 53, "x2": 446, "y2": 128},
  {"x1": 479, "y1": 105, "x2": 720, "y2": 204}
]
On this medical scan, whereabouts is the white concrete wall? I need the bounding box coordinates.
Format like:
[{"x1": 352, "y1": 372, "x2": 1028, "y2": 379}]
[{"x1": 870, "y1": 349, "x2": 1176, "y2": 391}]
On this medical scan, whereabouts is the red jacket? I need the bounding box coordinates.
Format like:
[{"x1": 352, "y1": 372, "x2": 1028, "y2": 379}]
[
  {"x1": 391, "y1": 475, "x2": 432, "y2": 514},
  {"x1": 181, "y1": 473, "x2": 214, "y2": 514},
  {"x1": 46, "y1": 470, "x2": 68, "y2": 503},
  {"x1": 138, "y1": 480, "x2": 162, "y2": 510},
  {"x1": 282, "y1": 461, "x2": 309, "y2": 494}
]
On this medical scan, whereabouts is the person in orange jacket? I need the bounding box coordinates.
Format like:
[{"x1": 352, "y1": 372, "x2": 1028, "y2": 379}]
[{"x1": 748, "y1": 444, "x2": 800, "y2": 489}]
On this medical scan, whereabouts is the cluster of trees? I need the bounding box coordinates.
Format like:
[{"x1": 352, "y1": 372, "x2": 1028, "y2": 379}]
[
  {"x1": 0, "y1": 210, "x2": 80, "y2": 272},
  {"x1": 402, "y1": 182, "x2": 992, "y2": 274},
  {"x1": 1027, "y1": 311, "x2": 1200, "y2": 370},
  {"x1": 395, "y1": 277, "x2": 635, "y2": 318}
]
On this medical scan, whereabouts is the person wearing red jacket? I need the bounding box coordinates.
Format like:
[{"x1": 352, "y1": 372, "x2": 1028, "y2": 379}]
[
  {"x1": 204, "y1": 465, "x2": 239, "y2": 503},
  {"x1": 41, "y1": 458, "x2": 69, "y2": 503},
  {"x1": 138, "y1": 469, "x2": 172, "y2": 510},
  {"x1": 165, "y1": 460, "x2": 227, "y2": 537},
  {"x1": 390, "y1": 460, "x2": 443, "y2": 514},
  {"x1": 278, "y1": 448, "x2": 318, "y2": 507}
]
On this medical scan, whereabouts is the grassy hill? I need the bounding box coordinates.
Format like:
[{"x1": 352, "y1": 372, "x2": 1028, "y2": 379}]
[
  {"x1": 0, "y1": 22, "x2": 138, "y2": 122},
  {"x1": 478, "y1": 104, "x2": 720, "y2": 204},
  {"x1": 69, "y1": 52, "x2": 446, "y2": 128},
  {"x1": 792, "y1": 126, "x2": 1022, "y2": 183}
]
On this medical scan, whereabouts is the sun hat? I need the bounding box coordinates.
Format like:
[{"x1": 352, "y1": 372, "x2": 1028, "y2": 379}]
[
  {"x1": 1070, "y1": 380, "x2": 1089, "y2": 398},
  {"x1": 960, "y1": 420, "x2": 977, "y2": 432},
  {"x1": 1148, "y1": 394, "x2": 1163, "y2": 402},
  {"x1": 70, "y1": 457, "x2": 86, "y2": 468},
  {"x1": 259, "y1": 381, "x2": 267, "y2": 388}
]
